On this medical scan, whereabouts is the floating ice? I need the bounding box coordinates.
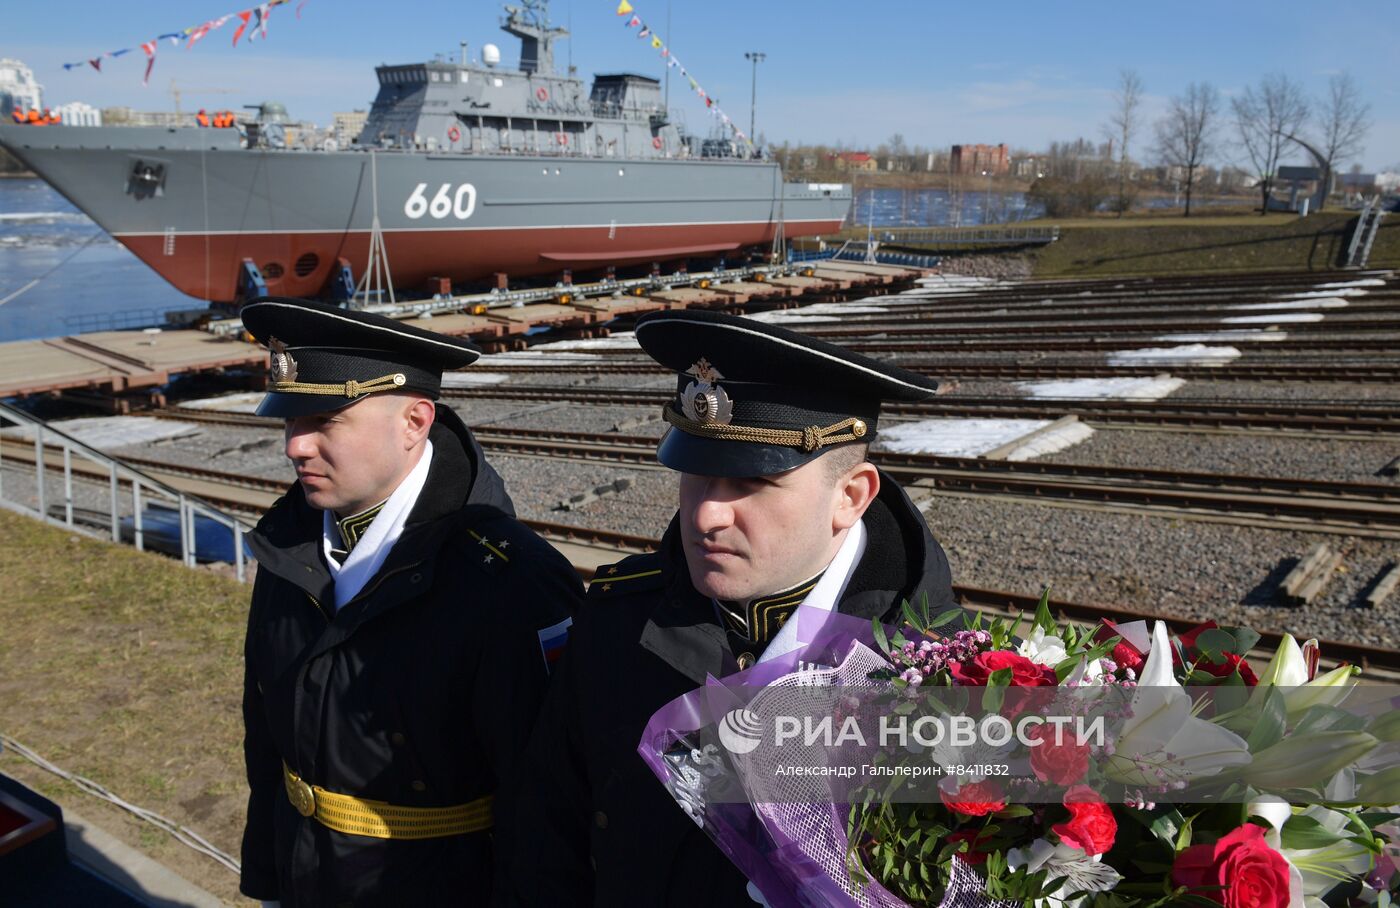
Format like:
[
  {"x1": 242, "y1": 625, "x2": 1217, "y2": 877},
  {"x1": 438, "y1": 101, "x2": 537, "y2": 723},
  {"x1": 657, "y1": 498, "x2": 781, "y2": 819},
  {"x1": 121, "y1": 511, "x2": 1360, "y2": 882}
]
[
  {"x1": 1221, "y1": 312, "x2": 1325, "y2": 324},
  {"x1": 1106, "y1": 344, "x2": 1242, "y2": 366},
  {"x1": 1015, "y1": 376, "x2": 1186, "y2": 400}
]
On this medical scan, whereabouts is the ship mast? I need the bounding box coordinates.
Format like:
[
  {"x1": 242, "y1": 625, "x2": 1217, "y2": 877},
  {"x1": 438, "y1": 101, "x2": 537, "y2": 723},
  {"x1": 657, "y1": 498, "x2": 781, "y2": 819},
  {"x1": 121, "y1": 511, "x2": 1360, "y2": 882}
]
[{"x1": 501, "y1": 0, "x2": 568, "y2": 76}]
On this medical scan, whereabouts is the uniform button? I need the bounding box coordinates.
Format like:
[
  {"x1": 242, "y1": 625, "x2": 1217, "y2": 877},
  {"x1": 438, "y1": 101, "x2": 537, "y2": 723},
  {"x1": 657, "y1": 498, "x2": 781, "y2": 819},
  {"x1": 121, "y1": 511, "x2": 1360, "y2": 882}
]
[
  {"x1": 410, "y1": 572, "x2": 423, "y2": 584},
  {"x1": 390, "y1": 732, "x2": 406, "y2": 746},
  {"x1": 411, "y1": 780, "x2": 427, "y2": 792},
  {"x1": 594, "y1": 811, "x2": 608, "y2": 829}
]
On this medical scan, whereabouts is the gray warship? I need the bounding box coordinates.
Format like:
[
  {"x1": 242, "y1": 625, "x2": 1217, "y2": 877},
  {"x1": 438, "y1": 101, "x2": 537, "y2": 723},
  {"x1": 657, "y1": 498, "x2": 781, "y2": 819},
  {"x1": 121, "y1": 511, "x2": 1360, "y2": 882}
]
[{"x1": 0, "y1": 0, "x2": 850, "y2": 305}]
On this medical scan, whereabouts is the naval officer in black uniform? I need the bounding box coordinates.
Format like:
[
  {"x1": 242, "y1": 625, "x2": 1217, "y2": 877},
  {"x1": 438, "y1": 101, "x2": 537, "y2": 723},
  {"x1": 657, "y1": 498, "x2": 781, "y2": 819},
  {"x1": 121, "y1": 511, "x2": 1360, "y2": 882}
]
[
  {"x1": 514, "y1": 309, "x2": 965, "y2": 906},
  {"x1": 235, "y1": 298, "x2": 583, "y2": 907}
]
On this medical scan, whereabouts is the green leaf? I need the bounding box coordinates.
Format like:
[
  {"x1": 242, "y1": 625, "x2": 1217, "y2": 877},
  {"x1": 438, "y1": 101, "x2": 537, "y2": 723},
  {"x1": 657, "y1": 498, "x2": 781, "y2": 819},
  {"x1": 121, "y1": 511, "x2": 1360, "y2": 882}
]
[
  {"x1": 1280, "y1": 815, "x2": 1346, "y2": 850},
  {"x1": 1033, "y1": 585, "x2": 1055, "y2": 633},
  {"x1": 1193, "y1": 628, "x2": 1236, "y2": 659},
  {"x1": 1144, "y1": 810, "x2": 1182, "y2": 848},
  {"x1": 901, "y1": 598, "x2": 923, "y2": 634},
  {"x1": 1229, "y1": 626, "x2": 1261, "y2": 655},
  {"x1": 872, "y1": 617, "x2": 891, "y2": 657},
  {"x1": 1293, "y1": 704, "x2": 1368, "y2": 735},
  {"x1": 929, "y1": 607, "x2": 965, "y2": 632},
  {"x1": 1246, "y1": 686, "x2": 1287, "y2": 752}
]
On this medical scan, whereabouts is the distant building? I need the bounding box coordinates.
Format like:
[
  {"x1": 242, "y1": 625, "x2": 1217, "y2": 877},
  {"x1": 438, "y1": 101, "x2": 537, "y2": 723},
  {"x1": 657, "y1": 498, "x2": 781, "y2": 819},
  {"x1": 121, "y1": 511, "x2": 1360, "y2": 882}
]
[
  {"x1": 333, "y1": 110, "x2": 368, "y2": 145},
  {"x1": 950, "y1": 143, "x2": 1009, "y2": 176},
  {"x1": 1011, "y1": 156, "x2": 1044, "y2": 179},
  {"x1": 0, "y1": 58, "x2": 42, "y2": 117},
  {"x1": 827, "y1": 151, "x2": 878, "y2": 172},
  {"x1": 52, "y1": 102, "x2": 101, "y2": 127}
]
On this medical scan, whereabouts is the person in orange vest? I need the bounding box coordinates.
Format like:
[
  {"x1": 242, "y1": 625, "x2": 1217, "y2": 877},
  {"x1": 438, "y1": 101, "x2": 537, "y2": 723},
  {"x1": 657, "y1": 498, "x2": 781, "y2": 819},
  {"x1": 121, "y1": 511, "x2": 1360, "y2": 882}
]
[
  {"x1": 196, "y1": 108, "x2": 210, "y2": 128},
  {"x1": 10, "y1": 109, "x2": 24, "y2": 124},
  {"x1": 48, "y1": 110, "x2": 61, "y2": 125},
  {"x1": 26, "y1": 109, "x2": 41, "y2": 124}
]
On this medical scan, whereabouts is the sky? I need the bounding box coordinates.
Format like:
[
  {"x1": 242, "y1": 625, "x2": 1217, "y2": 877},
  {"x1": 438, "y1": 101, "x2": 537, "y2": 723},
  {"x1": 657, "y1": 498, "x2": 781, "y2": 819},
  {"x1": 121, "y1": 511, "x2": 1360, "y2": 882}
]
[{"x1": 6, "y1": 0, "x2": 1399, "y2": 171}]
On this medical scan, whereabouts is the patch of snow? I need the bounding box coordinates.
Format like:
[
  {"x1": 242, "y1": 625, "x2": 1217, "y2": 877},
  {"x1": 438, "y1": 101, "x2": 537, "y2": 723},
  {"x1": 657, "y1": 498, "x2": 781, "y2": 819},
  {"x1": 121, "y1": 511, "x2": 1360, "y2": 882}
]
[
  {"x1": 441, "y1": 372, "x2": 510, "y2": 387},
  {"x1": 1221, "y1": 312, "x2": 1325, "y2": 324},
  {"x1": 178, "y1": 392, "x2": 264, "y2": 413},
  {"x1": 529, "y1": 333, "x2": 639, "y2": 351},
  {"x1": 1276, "y1": 288, "x2": 1370, "y2": 299},
  {"x1": 1230, "y1": 297, "x2": 1349, "y2": 310},
  {"x1": 1015, "y1": 377, "x2": 1186, "y2": 400},
  {"x1": 875, "y1": 418, "x2": 1052, "y2": 457},
  {"x1": 1157, "y1": 330, "x2": 1287, "y2": 342},
  {"x1": 1004, "y1": 421, "x2": 1097, "y2": 461},
  {"x1": 3, "y1": 416, "x2": 202, "y2": 449},
  {"x1": 1106, "y1": 344, "x2": 1242, "y2": 366},
  {"x1": 1312, "y1": 278, "x2": 1386, "y2": 289}
]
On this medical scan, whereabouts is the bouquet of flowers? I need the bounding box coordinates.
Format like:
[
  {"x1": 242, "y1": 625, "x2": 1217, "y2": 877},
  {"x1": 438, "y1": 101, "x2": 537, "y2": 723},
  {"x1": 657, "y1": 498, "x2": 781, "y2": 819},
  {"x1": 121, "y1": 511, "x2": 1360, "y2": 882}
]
[{"x1": 639, "y1": 591, "x2": 1400, "y2": 908}]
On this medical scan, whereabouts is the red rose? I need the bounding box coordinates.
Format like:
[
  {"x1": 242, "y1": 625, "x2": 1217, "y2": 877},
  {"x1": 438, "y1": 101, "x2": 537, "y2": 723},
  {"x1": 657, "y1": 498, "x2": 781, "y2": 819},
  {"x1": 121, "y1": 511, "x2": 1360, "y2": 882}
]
[
  {"x1": 1093, "y1": 620, "x2": 1145, "y2": 672},
  {"x1": 939, "y1": 779, "x2": 1006, "y2": 817},
  {"x1": 949, "y1": 651, "x2": 1057, "y2": 687},
  {"x1": 1172, "y1": 824, "x2": 1291, "y2": 908},
  {"x1": 1195, "y1": 652, "x2": 1260, "y2": 686},
  {"x1": 1028, "y1": 723, "x2": 1090, "y2": 786},
  {"x1": 945, "y1": 829, "x2": 991, "y2": 865},
  {"x1": 1051, "y1": 786, "x2": 1117, "y2": 856}
]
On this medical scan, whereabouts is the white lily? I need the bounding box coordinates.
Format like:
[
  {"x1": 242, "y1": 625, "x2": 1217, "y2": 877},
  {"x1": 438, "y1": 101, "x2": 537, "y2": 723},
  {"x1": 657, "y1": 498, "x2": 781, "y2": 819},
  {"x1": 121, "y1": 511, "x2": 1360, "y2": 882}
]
[
  {"x1": 1063, "y1": 654, "x2": 1107, "y2": 687},
  {"x1": 1103, "y1": 621, "x2": 1251, "y2": 787},
  {"x1": 1256, "y1": 804, "x2": 1375, "y2": 905},
  {"x1": 1018, "y1": 625, "x2": 1068, "y2": 667},
  {"x1": 1283, "y1": 664, "x2": 1361, "y2": 716},
  {"x1": 1254, "y1": 634, "x2": 1313, "y2": 689}
]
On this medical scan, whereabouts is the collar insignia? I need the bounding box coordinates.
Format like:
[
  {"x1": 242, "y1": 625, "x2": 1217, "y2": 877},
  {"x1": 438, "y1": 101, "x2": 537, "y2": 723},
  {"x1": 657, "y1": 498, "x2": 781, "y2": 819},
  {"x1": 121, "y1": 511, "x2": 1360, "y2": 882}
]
[
  {"x1": 268, "y1": 337, "x2": 298, "y2": 384},
  {"x1": 680, "y1": 357, "x2": 733, "y2": 425}
]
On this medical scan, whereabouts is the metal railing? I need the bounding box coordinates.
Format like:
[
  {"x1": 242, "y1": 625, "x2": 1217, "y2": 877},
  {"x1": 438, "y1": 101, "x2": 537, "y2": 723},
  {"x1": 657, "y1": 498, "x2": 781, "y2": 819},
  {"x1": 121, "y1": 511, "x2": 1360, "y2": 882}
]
[
  {"x1": 831, "y1": 240, "x2": 942, "y2": 270},
  {"x1": 0, "y1": 401, "x2": 251, "y2": 582},
  {"x1": 875, "y1": 225, "x2": 1061, "y2": 248},
  {"x1": 1346, "y1": 198, "x2": 1388, "y2": 269}
]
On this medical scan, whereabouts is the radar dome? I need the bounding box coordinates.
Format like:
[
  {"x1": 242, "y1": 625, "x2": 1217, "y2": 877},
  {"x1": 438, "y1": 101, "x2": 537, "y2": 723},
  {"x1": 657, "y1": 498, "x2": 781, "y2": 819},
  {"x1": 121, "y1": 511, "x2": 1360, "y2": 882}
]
[{"x1": 482, "y1": 44, "x2": 501, "y2": 66}]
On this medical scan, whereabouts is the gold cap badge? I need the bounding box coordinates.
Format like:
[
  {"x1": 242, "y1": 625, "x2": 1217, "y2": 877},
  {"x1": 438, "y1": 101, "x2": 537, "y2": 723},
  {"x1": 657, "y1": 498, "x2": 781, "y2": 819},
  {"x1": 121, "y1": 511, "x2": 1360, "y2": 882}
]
[
  {"x1": 680, "y1": 357, "x2": 734, "y2": 425},
  {"x1": 268, "y1": 337, "x2": 298, "y2": 384}
]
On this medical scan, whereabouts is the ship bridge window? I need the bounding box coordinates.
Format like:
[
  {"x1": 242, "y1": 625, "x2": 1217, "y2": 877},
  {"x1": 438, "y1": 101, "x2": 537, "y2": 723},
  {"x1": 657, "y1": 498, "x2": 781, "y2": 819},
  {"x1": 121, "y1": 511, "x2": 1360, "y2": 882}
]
[
  {"x1": 431, "y1": 72, "x2": 440, "y2": 82},
  {"x1": 460, "y1": 71, "x2": 469, "y2": 83}
]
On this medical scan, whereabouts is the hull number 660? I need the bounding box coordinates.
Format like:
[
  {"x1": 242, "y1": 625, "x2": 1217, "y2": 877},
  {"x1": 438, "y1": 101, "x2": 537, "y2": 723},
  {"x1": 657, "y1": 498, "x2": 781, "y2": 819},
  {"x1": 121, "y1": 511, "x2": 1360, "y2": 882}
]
[{"x1": 404, "y1": 183, "x2": 478, "y2": 220}]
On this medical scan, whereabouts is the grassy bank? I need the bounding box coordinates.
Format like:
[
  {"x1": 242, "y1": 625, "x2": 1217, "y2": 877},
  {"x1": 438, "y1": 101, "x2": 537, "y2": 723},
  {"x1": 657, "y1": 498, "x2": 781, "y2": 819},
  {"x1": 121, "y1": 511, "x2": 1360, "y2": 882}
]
[
  {"x1": 0, "y1": 508, "x2": 248, "y2": 903},
  {"x1": 844, "y1": 209, "x2": 1400, "y2": 278}
]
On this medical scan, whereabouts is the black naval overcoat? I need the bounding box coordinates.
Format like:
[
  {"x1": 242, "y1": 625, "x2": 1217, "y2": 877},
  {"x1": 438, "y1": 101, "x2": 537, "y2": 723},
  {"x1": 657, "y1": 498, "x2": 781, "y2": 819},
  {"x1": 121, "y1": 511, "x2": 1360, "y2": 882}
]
[
  {"x1": 239, "y1": 406, "x2": 583, "y2": 907},
  {"x1": 514, "y1": 472, "x2": 963, "y2": 906}
]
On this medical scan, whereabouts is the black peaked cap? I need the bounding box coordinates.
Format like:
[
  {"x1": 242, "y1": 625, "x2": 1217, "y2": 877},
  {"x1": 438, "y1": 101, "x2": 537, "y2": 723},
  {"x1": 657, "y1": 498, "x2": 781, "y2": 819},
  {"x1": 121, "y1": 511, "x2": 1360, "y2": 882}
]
[
  {"x1": 634, "y1": 309, "x2": 939, "y2": 477},
  {"x1": 240, "y1": 297, "x2": 482, "y2": 418}
]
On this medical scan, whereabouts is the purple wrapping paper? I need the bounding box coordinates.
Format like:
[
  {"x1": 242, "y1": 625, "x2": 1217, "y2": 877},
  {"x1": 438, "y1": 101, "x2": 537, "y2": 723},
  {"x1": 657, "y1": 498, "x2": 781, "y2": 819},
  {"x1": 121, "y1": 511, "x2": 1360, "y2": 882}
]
[{"x1": 637, "y1": 605, "x2": 911, "y2": 908}]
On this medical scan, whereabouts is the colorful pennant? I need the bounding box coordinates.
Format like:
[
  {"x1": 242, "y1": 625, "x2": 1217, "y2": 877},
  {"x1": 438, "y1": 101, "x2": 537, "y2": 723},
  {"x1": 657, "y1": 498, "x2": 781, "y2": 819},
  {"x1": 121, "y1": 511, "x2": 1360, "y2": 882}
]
[
  {"x1": 618, "y1": 3, "x2": 753, "y2": 148},
  {"x1": 62, "y1": 0, "x2": 305, "y2": 85}
]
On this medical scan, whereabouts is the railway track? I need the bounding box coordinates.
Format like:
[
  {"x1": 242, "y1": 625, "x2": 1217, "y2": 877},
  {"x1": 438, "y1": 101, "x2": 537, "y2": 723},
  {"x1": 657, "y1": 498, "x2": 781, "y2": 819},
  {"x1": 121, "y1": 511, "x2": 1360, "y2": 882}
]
[
  {"x1": 9, "y1": 438, "x2": 1400, "y2": 674},
  {"x1": 155, "y1": 396, "x2": 1400, "y2": 438},
  {"x1": 13, "y1": 425, "x2": 1400, "y2": 537}
]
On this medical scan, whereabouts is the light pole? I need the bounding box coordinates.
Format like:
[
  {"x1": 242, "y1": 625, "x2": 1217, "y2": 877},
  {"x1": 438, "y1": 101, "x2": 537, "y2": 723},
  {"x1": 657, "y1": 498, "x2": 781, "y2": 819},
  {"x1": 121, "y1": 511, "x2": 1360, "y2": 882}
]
[
  {"x1": 981, "y1": 169, "x2": 992, "y2": 223},
  {"x1": 744, "y1": 51, "x2": 766, "y2": 145}
]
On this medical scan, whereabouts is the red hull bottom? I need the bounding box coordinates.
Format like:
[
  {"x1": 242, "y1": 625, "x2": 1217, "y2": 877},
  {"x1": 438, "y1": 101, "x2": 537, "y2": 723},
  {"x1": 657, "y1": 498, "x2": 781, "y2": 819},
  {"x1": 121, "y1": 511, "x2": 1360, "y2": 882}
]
[{"x1": 116, "y1": 220, "x2": 845, "y2": 303}]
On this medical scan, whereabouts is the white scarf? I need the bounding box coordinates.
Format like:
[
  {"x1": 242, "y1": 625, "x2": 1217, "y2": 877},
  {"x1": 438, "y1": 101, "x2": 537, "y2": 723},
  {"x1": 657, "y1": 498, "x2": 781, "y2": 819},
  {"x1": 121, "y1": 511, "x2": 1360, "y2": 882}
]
[
  {"x1": 321, "y1": 439, "x2": 434, "y2": 611},
  {"x1": 758, "y1": 518, "x2": 867, "y2": 664}
]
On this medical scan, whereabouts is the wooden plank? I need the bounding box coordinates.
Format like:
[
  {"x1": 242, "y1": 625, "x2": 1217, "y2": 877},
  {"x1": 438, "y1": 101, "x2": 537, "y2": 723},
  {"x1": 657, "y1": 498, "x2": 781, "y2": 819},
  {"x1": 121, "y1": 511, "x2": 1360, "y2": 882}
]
[{"x1": 1366, "y1": 562, "x2": 1400, "y2": 609}]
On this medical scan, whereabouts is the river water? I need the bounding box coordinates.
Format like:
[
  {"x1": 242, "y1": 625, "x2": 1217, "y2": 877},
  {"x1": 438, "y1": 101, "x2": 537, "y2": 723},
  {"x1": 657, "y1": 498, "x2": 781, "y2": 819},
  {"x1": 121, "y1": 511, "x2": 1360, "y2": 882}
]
[{"x1": 0, "y1": 179, "x2": 196, "y2": 342}]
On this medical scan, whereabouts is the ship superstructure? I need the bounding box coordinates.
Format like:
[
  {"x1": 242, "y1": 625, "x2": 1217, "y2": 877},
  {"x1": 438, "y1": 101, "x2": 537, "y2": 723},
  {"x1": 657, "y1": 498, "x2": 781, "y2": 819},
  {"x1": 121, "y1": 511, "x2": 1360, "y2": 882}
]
[{"x1": 0, "y1": 0, "x2": 850, "y2": 304}]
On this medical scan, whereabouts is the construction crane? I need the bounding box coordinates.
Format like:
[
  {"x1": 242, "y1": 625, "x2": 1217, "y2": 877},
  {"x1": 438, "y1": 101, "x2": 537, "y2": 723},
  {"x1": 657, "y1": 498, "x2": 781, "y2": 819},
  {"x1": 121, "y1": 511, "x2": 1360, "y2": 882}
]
[{"x1": 168, "y1": 79, "x2": 239, "y2": 117}]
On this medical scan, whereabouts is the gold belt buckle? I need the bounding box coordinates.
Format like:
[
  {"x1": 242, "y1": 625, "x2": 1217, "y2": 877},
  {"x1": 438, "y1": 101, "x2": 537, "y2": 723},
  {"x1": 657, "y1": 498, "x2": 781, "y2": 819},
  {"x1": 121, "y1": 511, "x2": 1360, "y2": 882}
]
[{"x1": 285, "y1": 767, "x2": 317, "y2": 818}]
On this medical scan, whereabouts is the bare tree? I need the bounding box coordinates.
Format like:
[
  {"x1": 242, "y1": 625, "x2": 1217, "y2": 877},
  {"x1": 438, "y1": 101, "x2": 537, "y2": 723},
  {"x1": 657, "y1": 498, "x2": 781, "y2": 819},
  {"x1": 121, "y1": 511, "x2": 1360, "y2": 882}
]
[
  {"x1": 1312, "y1": 72, "x2": 1371, "y2": 209},
  {"x1": 1103, "y1": 69, "x2": 1143, "y2": 216},
  {"x1": 1232, "y1": 73, "x2": 1310, "y2": 215},
  {"x1": 1154, "y1": 82, "x2": 1220, "y2": 217}
]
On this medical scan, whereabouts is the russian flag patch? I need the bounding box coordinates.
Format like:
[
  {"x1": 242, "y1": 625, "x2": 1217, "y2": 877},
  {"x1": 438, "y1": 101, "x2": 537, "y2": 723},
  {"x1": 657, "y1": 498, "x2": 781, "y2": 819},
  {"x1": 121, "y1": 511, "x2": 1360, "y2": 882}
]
[{"x1": 537, "y1": 617, "x2": 573, "y2": 672}]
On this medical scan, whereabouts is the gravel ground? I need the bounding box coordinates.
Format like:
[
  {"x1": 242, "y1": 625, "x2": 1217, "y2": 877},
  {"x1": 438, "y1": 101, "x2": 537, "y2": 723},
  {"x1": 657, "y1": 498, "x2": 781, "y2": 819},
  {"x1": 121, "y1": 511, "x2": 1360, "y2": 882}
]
[
  {"x1": 926, "y1": 493, "x2": 1400, "y2": 648},
  {"x1": 1040, "y1": 429, "x2": 1400, "y2": 483}
]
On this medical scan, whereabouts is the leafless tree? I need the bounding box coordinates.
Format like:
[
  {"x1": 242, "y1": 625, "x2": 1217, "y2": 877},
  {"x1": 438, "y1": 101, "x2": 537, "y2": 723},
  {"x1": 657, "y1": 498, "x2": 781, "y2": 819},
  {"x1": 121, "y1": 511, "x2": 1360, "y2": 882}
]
[
  {"x1": 1232, "y1": 73, "x2": 1309, "y2": 215},
  {"x1": 1154, "y1": 82, "x2": 1220, "y2": 217},
  {"x1": 1103, "y1": 69, "x2": 1143, "y2": 216},
  {"x1": 1312, "y1": 73, "x2": 1371, "y2": 209}
]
